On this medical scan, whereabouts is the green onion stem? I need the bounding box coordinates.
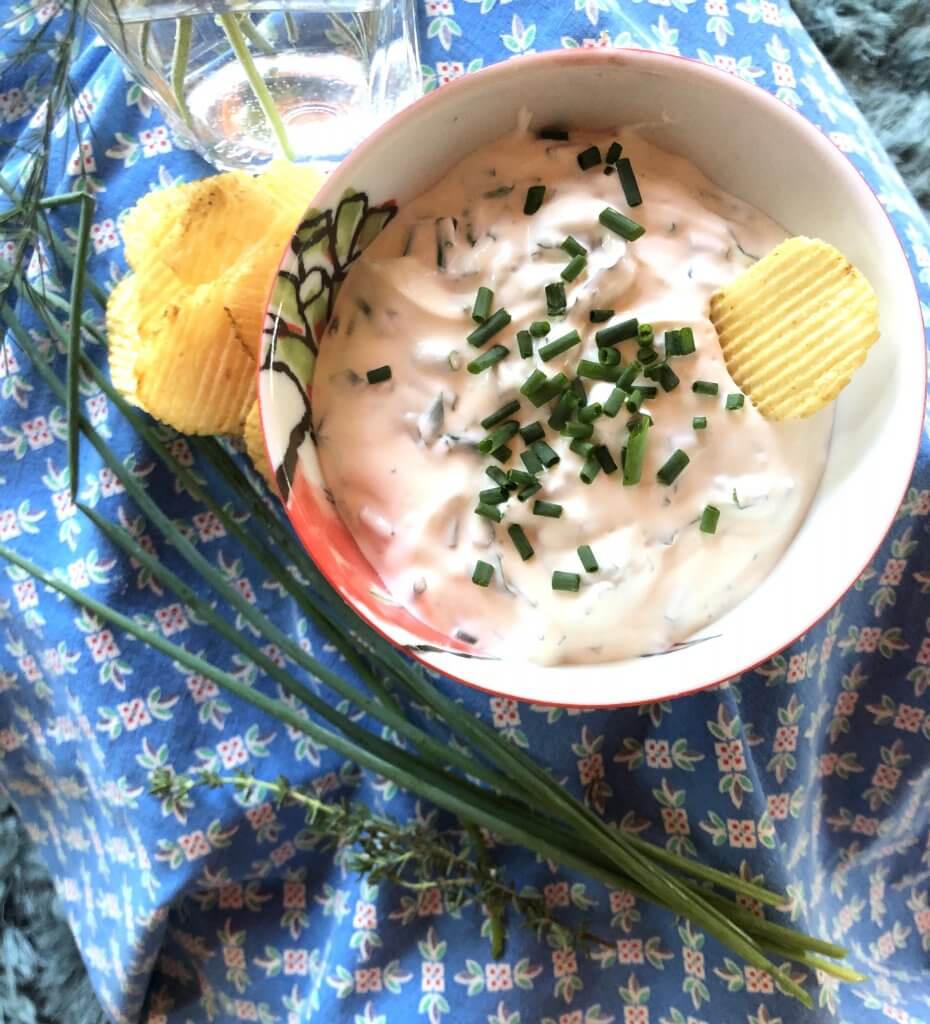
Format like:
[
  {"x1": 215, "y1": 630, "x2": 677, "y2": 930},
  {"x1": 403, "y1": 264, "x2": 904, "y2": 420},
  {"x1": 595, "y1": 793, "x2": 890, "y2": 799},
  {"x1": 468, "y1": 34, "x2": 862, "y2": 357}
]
[
  {"x1": 283, "y1": 11, "x2": 299, "y2": 44},
  {"x1": 66, "y1": 192, "x2": 93, "y2": 499},
  {"x1": 234, "y1": 12, "x2": 276, "y2": 55},
  {"x1": 171, "y1": 17, "x2": 195, "y2": 134}
]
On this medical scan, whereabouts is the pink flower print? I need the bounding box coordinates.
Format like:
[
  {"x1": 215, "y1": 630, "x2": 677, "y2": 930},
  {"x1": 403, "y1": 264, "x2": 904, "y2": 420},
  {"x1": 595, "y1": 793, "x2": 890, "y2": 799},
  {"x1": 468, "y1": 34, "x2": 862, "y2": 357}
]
[
  {"x1": 187, "y1": 674, "x2": 219, "y2": 703},
  {"x1": 624, "y1": 1008, "x2": 648, "y2": 1024},
  {"x1": 485, "y1": 962, "x2": 512, "y2": 991},
  {"x1": 0, "y1": 89, "x2": 29, "y2": 122},
  {"x1": 727, "y1": 819, "x2": 756, "y2": 848},
  {"x1": 418, "y1": 887, "x2": 443, "y2": 915},
  {"x1": 761, "y1": 1, "x2": 781, "y2": 25},
  {"x1": 223, "y1": 945, "x2": 246, "y2": 969},
  {"x1": 245, "y1": 803, "x2": 275, "y2": 831},
  {"x1": 17, "y1": 655, "x2": 40, "y2": 681},
  {"x1": 22, "y1": 416, "x2": 53, "y2": 449},
  {"x1": 140, "y1": 126, "x2": 172, "y2": 157},
  {"x1": 283, "y1": 881, "x2": 305, "y2": 909},
  {"x1": 772, "y1": 62, "x2": 796, "y2": 88},
  {"x1": 178, "y1": 830, "x2": 210, "y2": 860},
  {"x1": 617, "y1": 938, "x2": 644, "y2": 964},
  {"x1": 13, "y1": 579, "x2": 37, "y2": 610},
  {"x1": 786, "y1": 653, "x2": 806, "y2": 682},
  {"x1": 424, "y1": 0, "x2": 453, "y2": 15},
  {"x1": 609, "y1": 889, "x2": 635, "y2": 913},
  {"x1": 745, "y1": 966, "x2": 773, "y2": 992},
  {"x1": 705, "y1": 0, "x2": 728, "y2": 15},
  {"x1": 0, "y1": 340, "x2": 19, "y2": 372},
  {"x1": 435, "y1": 60, "x2": 465, "y2": 85},
  {"x1": 852, "y1": 815, "x2": 878, "y2": 836},
  {"x1": 828, "y1": 131, "x2": 857, "y2": 153},
  {"x1": 661, "y1": 807, "x2": 689, "y2": 835},
  {"x1": 86, "y1": 630, "x2": 120, "y2": 663},
  {"x1": 270, "y1": 841, "x2": 295, "y2": 867},
  {"x1": 218, "y1": 884, "x2": 243, "y2": 909},
  {"x1": 876, "y1": 932, "x2": 895, "y2": 958},
  {"x1": 915, "y1": 908, "x2": 930, "y2": 934},
  {"x1": 86, "y1": 393, "x2": 108, "y2": 425},
  {"x1": 713, "y1": 54, "x2": 738, "y2": 75},
  {"x1": 581, "y1": 33, "x2": 611, "y2": 49},
  {"x1": 767, "y1": 793, "x2": 789, "y2": 819},
  {"x1": 872, "y1": 764, "x2": 900, "y2": 790},
  {"x1": 773, "y1": 725, "x2": 798, "y2": 752},
  {"x1": 559, "y1": 1013, "x2": 583, "y2": 1024},
  {"x1": 72, "y1": 89, "x2": 96, "y2": 123},
  {"x1": 0, "y1": 729, "x2": 24, "y2": 752},
  {"x1": 894, "y1": 704, "x2": 924, "y2": 733},
  {"x1": 283, "y1": 950, "x2": 308, "y2": 975},
  {"x1": 884, "y1": 1007, "x2": 908, "y2": 1024},
  {"x1": 0, "y1": 510, "x2": 19, "y2": 541},
  {"x1": 117, "y1": 699, "x2": 151, "y2": 731},
  {"x1": 169, "y1": 438, "x2": 194, "y2": 465},
  {"x1": 880, "y1": 558, "x2": 906, "y2": 585},
  {"x1": 835, "y1": 691, "x2": 858, "y2": 716},
  {"x1": 90, "y1": 219, "x2": 119, "y2": 254},
  {"x1": 714, "y1": 739, "x2": 746, "y2": 771},
  {"x1": 421, "y1": 962, "x2": 444, "y2": 992},
  {"x1": 819, "y1": 753, "x2": 837, "y2": 776},
  {"x1": 490, "y1": 697, "x2": 520, "y2": 727},
  {"x1": 193, "y1": 511, "x2": 226, "y2": 541},
  {"x1": 262, "y1": 644, "x2": 285, "y2": 669},
  {"x1": 216, "y1": 736, "x2": 248, "y2": 769},
  {"x1": 353, "y1": 901, "x2": 377, "y2": 930},
  {"x1": 544, "y1": 882, "x2": 570, "y2": 908},
  {"x1": 52, "y1": 491, "x2": 77, "y2": 521},
  {"x1": 551, "y1": 949, "x2": 577, "y2": 977},
  {"x1": 155, "y1": 603, "x2": 189, "y2": 636},
  {"x1": 234, "y1": 1001, "x2": 258, "y2": 1021},
  {"x1": 355, "y1": 968, "x2": 381, "y2": 993},
  {"x1": 577, "y1": 752, "x2": 604, "y2": 785},
  {"x1": 683, "y1": 948, "x2": 705, "y2": 978},
  {"x1": 644, "y1": 738, "x2": 672, "y2": 768},
  {"x1": 233, "y1": 576, "x2": 256, "y2": 603},
  {"x1": 856, "y1": 627, "x2": 882, "y2": 653},
  {"x1": 917, "y1": 637, "x2": 930, "y2": 665},
  {"x1": 821, "y1": 634, "x2": 835, "y2": 662},
  {"x1": 36, "y1": 1, "x2": 62, "y2": 25},
  {"x1": 67, "y1": 141, "x2": 96, "y2": 176},
  {"x1": 915, "y1": 491, "x2": 930, "y2": 515},
  {"x1": 98, "y1": 467, "x2": 124, "y2": 497}
]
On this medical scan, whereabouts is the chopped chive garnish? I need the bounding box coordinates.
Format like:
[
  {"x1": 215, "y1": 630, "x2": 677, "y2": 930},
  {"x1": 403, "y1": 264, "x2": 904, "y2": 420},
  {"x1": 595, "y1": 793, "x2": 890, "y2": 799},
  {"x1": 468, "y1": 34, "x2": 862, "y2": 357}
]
[
  {"x1": 517, "y1": 330, "x2": 534, "y2": 359},
  {"x1": 664, "y1": 329, "x2": 682, "y2": 357},
  {"x1": 519, "y1": 420, "x2": 545, "y2": 445},
  {"x1": 366, "y1": 365, "x2": 392, "y2": 384},
  {"x1": 726, "y1": 393, "x2": 745, "y2": 410},
  {"x1": 580, "y1": 452, "x2": 601, "y2": 485},
  {"x1": 579, "y1": 402, "x2": 603, "y2": 423},
  {"x1": 474, "y1": 502, "x2": 503, "y2": 522},
  {"x1": 570, "y1": 438, "x2": 595, "y2": 457},
  {"x1": 491, "y1": 444, "x2": 512, "y2": 463},
  {"x1": 481, "y1": 399, "x2": 521, "y2": 430},
  {"x1": 539, "y1": 329, "x2": 581, "y2": 362},
  {"x1": 520, "y1": 369, "x2": 547, "y2": 397},
  {"x1": 508, "y1": 468, "x2": 537, "y2": 488},
  {"x1": 472, "y1": 286, "x2": 493, "y2": 323},
  {"x1": 616, "y1": 362, "x2": 641, "y2": 392},
  {"x1": 577, "y1": 145, "x2": 601, "y2": 170},
  {"x1": 700, "y1": 505, "x2": 720, "y2": 534},
  {"x1": 561, "y1": 235, "x2": 588, "y2": 258},
  {"x1": 658, "y1": 365, "x2": 680, "y2": 392},
  {"x1": 507, "y1": 523, "x2": 535, "y2": 561},
  {"x1": 486, "y1": 465, "x2": 514, "y2": 489},
  {"x1": 625, "y1": 389, "x2": 644, "y2": 413},
  {"x1": 562, "y1": 420, "x2": 594, "y2": 440},
  {"x1": 599, "y1": 206, "x2": 645, "y2": 241},
  {"x1": 478, "y1": 419, "x2": 519, "y2": 454},
  {"x1": 545, "y1": 281, "x2": 567, "y2": 316},
  {"x1": 692, "y1": 380, "x2": 719, "y2": 396},
  {"x1": 577, "y1": 544, "x2": 599, "y2": 572},
  {"x1": 534, "y1": 500, "x2": 563, "y2": 519},
  {"x1": 539, "y1": 127, "x2": 569, "y2": 141},
  {"x1": 524, "y1": 185, "x2": 546, "y2": 215},
  {"x1": 595, "y1": 445, "x2": 618, "y2": 474},
  {"x1": 590, "y1": 308, "x2": 614, "y2": 323},
  {"x1": 479, "y1": 486, "x2": 508, "y2": 504},
  {"x1": 637, "y1": 323, "x2": 654, "y2": 345},
  {"x1": 561, "y1": 254, "x2": 587, "y2": 282},
  {"x1": 692, "y1": 416, "x2": 707, "y2": 430},
  {"x1": 598, "y1": 347, "x2": 620, "y2": 366},
  {"x1": 472, "y1": 560, "x2": 494, "y2": 586},
  {"x1": 468, "y1": 345, "x2": 510, "y2": 374},
  {"x1": 570, "y1": 377, "x2": 588, "y2": 407},
  {"x1": 532, "y1": 440, "x2": 560, "y2": 468},
  {"x1": 548, "y1": 391, "x2": 577, "y2": 431},
  {"x1": 517, "y1": 481, "x2": 542, "y2": 502},
  {"x1": 530, "y1": 320, "x2": 550, "y2": 337},
  {"x1": 677, "y1": 327, "x2": 696, "y2": 355},
  {"x1": 637, "y1": 346, "x2": 659, "y2": 366},
  {"x1": 656, "y1": 449, "x2": 690, "y2": 486},
  {"x1": 521, "y1": 449, "x2": 544, "y2": 475},
  {"x1": 603, "y1": 165, "x2": 614, "y2": 176},
  {"x1": 577, "y1": 359, "x2": 622, "y2": 382},
  {"x1": 467, "y1": 308, "x2": 512, "y2": 347},
  {"x1": 623, "y1": 416, "x2": 650, "y2": 486},
  {"x1": 595, "y1": 317, "x2": 639, "y2": 348},
  {"x1": 605, "y1": 140, "x2": 623, "y2": 164},
  {"x1": 528, "y1": 372, "x2": 570, "y2": 407},
  {"x1": 603, "y1": 388, "x2": 627, "y2": 418},
  {"x1": 552, "y1": 571, "x2": 581, "y2": 592},
  {"x1": 616, "y1": 157, "x2": 642, "y2": 207}
]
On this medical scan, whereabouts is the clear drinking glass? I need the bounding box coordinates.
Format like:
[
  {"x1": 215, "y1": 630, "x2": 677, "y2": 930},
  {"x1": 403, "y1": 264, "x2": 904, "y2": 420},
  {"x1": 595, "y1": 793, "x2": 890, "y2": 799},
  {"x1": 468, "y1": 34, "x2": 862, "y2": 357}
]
[{"x1": 85, "y1": 0, "x2": 421, "y2": 171}]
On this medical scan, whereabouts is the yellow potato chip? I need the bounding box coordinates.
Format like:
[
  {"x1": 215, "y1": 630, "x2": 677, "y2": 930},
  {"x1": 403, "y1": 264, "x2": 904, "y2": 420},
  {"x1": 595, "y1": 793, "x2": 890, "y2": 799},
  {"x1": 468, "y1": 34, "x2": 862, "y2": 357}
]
[
  {"x1": 243, "y1": 398, "x2": 275, "y2": 488},
  {"x1": 710, "y1": 236, "x2": 879, "y2": 420},
  {"x1": 220, "y1": 240, "x2": 285, "y2": 358},
  {"x1": 105, "y1": 274, "x2": 143, "y2": 405}
]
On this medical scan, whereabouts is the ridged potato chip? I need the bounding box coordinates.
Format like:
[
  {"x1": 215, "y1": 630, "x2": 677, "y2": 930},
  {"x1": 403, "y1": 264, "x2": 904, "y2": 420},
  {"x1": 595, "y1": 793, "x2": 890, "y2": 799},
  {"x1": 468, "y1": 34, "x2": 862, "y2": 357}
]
[
  {"x1": 243, "y1": 398, "x2": 274, "y2": 487},
  {"x1": 710, "y1": 236, "x2": 879, "y2": 420},
  {"x1": 105, "y1": 274, "x2": 143, "y2": 406}
]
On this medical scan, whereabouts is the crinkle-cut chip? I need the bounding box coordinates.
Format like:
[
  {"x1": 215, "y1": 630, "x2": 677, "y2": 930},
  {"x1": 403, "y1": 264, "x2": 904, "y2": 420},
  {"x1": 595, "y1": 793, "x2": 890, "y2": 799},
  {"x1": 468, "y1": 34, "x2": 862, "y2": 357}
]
[
  {"x1": 709, "y1": 236, "x2": 879, "y2": 420},
  {"x1": 105, "y1": 274, "x2": 143, "y2": 405},
  {"x1": 220, "y1": 241, "x2": 286, "y2": 358},
  {"x1": 243, "y1": 398, "x2": 275, "y2": 487},
  {"x1": 257, "y1": 160, "x2": 325, "y2": 222},
  {"x1": 120, "y1": 177, "x2": 218, "y2": 272}
]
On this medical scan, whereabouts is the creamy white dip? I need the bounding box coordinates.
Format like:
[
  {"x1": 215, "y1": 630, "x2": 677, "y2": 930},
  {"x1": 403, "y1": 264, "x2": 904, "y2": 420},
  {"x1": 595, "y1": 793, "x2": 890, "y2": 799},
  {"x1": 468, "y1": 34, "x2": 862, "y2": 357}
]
[{"x1": 312, "y1": 127, "x2": 832, "y2": 665}]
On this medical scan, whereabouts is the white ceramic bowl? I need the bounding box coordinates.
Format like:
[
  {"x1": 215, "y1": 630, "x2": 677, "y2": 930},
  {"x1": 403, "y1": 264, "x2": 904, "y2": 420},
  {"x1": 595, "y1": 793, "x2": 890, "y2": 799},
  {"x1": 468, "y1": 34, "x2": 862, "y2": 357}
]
[{"x1": 258, "y1": 50, "x2": 925, "y2": 707}]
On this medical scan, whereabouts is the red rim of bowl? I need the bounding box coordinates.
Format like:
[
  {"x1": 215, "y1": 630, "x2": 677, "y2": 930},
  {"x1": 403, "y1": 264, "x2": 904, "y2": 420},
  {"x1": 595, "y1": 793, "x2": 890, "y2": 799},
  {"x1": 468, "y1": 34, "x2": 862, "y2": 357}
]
[{"x1": 259, "y1": 48, "x2": 927, "y2": 709}]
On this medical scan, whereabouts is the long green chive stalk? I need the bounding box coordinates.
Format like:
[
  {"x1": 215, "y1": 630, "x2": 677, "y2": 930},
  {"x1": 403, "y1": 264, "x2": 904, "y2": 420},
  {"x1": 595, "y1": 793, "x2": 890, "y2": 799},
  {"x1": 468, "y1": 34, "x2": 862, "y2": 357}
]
[
  {"x1": 0, "y1": 202, "x2": 866, "y2": 1000},
  {"x1": 170, "y1": 16, "x2": 195, "y2": 133}
]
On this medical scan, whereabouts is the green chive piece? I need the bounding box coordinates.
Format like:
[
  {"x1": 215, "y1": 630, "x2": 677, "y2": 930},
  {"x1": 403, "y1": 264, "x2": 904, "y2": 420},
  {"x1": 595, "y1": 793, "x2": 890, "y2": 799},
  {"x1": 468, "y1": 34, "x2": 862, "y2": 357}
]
[
  {"x1": 616, "y1": 362, "x2": 641, "y2": 392},
  {"x1": 658, "y1": 365, "x2": 680, "y2": 393},
  {"x1": 517, "y1": 481, "x2": 542, "y2": 502},
  {"x1": 570, "y1": 377, "x2": 588, "y2": 407},
  {"x1": 539, "y1": 329, "x2": 581, "y2": 362},
  {"x1": 481, "y1": 399, "x2": 521, "y2": 430},
  {"x1": 603, "y1": 165, "x2": 614, "y2": 175},
  {"x1": 472, "y1": 286, "x2": 493, "y2": 323},
  {"x1": 726, "y1": 393, "x2": 745, "y2": 411},
  {"x1": 577, "y1": 145, "x2": 601, "y2": 170},
  {"x1": 530, "y1": 320, "x2": 550, "y2": 337},
  {"x1": 539, "y1": 127, "x2": 569, "y2": 140},
  {"x1": 603, "y1": 387, "x2": 627, "y2": 418},
  {"x1": 508, "y1": 524, "x2": 535, "y2": 561},
  {"x1": 693, "y1": 416, "x2": 708, "y2": 431},
  {"x1": 562, "y1": 420, "x2": 594, "y2": 440},
  {"x1": 534, "y1": 500, "x2": 563, "y2": 519},
  {"x1": 638, "y1": 385, "x2": 658, "y2": 399},
  {"x1": 552, "y1": 570, "x2": 581, "y2": 592},
  {"x1": 625, "y1": 389, "x2": 644, "y2": 413},
  {"x1": 692, "y1": 380, "x2": 719, "y2": 396},
  {"x1": 474, "y1": 502, "x2": 503, "y2": 522},
  {"x1": 527, "y1": 373, "x2": 570, "y2": 407},
  {"x1": 598, "y1": 347, "x2": 621, "y2": 366},
  {"x1": 579, "y1": 402, "x2": 603, "y2": 424},
  {"x1": 577, "y1": 359, "x2": 621, "y2": 382},
  {"x1": 580, "y1": 453, "x2": 601, "y2": 485},
  {"x1": 677, "y1": 327, "x2": 696, "y2": 355},
  {"x1": 664, "y1": 329, "x2": 682, "y2": 357},
  {"x1": 637, "y1": 346, "x2": 659, "y2": 366},
  {"x1": 517, "y1": 330, "x2": 534, "y2": 359},
  {"x1": 547, "y1": 391, "x2": 577, "y2": 431},
  {"x1": 590, "y1": 308, "x2": 614, "y2": 323},
  {"x1": 486, "y1": 466, "x2": 513, "y2": 489},
  {"x1": 577, "y1": 544, "x2": 599, "y2": 572},
  {"x1": 623, "y1": 418, "x2": 650, "y2": 486},
  {"x1": 700, "y1": 505, "x2": 720, "y2": 534},
  {"x1": 637, "y1": 323, "x2": 654, "y2": 345},
  {"x1": 643, "y1": 361, "x2": 667, "y2": 382},
  {"x1": 467, "y1": 308, "x2": 512, "y2": 347},
  {"x1": 545, "y1": 282, "x2": 567, "y2": 316},
  {"x1": 605, "y1": 140, "x2": 622, "y2": 164},
  {"x1": 616, "y1": 157, "x2": 642, "y2": 207},
  {"x1": 479, "y1": 486, "x2": 508, "y2": 504},
  {"x1": 520, "y1": 370, "x2": 547, "y2": 397},
  {"x1": 570, "y1": 438, "x2": 595, "y2": 457},
  {"x1": 366, "y1": 365, "x2": 392, "y2": 384},
  {"x1": 561, "y1": 254, "x2": 587, "y2": 282},
  {"x1": 524, "y1": 185, "x2": 546, "y2": 215},
  {"x1": 521, "y1": 449, "x2": 544, "y2": 474},
  {"x1": 532, "y1": 440, "x2": 560, "y2": 468},
  {"x1": 519, "y1": 420, "x2": 545, "y2": 445},
  {"x1": 508, "y1": 468, "x2": 536, "y2": 488},
  {"x1": 599, "y1": 206, "x2": 645, "y2": 241},
  {"x1": 627, "y1": 413, "x2": 653, "y2": 431},
  {"x1": 595, "y1": 445, "x2": 618, "y2": 475},
  {"x1": 561, "y1": 235, "x2": 587, "y2": 258},
  {"x1": 656, "y1": 449, "x2": 690, "y2": 486},
  {"x1": 491, "y1": 444, "x2": 512, "y2": 463},
  {"x1": 595, "y1": 317, "x2": 639, "y2": 348},
  {"x1": 472, "y1": 560, "x2": 494, "y2": 586},
  {"x1": 468, "y1": 345, "x2": 510, "y2": 375}
]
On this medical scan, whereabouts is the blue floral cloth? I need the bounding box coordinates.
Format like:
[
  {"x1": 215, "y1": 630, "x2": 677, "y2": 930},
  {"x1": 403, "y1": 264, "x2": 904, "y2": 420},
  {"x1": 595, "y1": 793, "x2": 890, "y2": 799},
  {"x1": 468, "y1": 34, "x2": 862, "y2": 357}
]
[{"x1": 2, "y1": 2, "x2": 930, "y2": 1023}]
